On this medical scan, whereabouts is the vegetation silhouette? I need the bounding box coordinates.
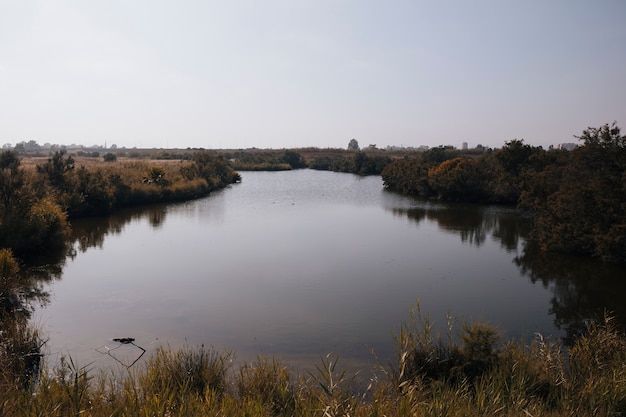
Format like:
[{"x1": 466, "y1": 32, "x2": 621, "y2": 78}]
[{"x1": 382, "y1": 123, "x2": 626, "y2": 263}]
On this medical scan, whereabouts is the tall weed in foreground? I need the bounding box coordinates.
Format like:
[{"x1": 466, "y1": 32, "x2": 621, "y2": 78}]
[
  {"x1": 137, "y1": 344, "x2": 232, "y2": 405},
  {"x1": 392, "y1": 301, "x2": 466, "y2": 390},
  {"x1": 237, "y1": 355, "x2": 297, "y2": 414},
  {"x1": 389, "y1": 302, "x2": 626, "y2": 416},
  {"x1": 2, "y1": 304, "x2": 626, "y2": 416},
  {"x1": 565, "y1": 314, "x2": 626, "y2": 416},
  {"x1": 307, "y1": 353, "x2": 371, "y2": 417},
  {"x1": 17, "y1": 356, "x2": 93, "y2": 417}
]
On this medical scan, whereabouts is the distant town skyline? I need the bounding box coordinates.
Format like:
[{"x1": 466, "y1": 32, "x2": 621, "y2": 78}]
[
  {"x1": 3, "y1": 137, "x2": 582, "y2": 153},
  {"x1": 1, "y1": 1, "x2": 625, "y2": 150}
]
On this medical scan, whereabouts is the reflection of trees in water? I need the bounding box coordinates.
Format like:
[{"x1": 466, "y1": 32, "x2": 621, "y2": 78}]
[
  {"x1": 389, "y1": 202, "x2": 626, "y2": 344},
  {"x1": 388, "y1": 203, "x2": 529, "y2": 250},
  {"x1": 2, "y1": 253, "x2": 64, "y2": 323},
  {"x1": 2, "y1": 203, "x2": 171, "y2": 385},
  {"x1": 515, "y1": 243, "x2": 626, "y2": 345},
  {"x1": 1, "y1": 249, "x2": 64, "y2": 387},
  {"x1": 148, "y1": 208, "x2": 166, "y2": 228},
  {"x1": 68, "y1": 205, "x2": 169, "y2": 256},
  {"x1": 1, "y1": 271, "x2": 48, "y2": 324},
  {"x1": 2, "y1": 202, "x2": 171, "y2": 335}
]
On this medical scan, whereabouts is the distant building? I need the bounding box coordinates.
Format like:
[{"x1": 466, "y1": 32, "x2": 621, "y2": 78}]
[
  {"x1": 462, "y1": 142, "x2": 468, "y2": 150},
  {"x1": 385, "y1": 145, "x2": 429, "y2": 151},
  {"x1": 558, "y1": 143, "x2": 578, "y2": 151}
]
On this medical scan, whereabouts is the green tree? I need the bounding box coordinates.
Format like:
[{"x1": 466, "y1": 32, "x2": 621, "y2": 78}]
[
  {"x1": 281, "y1": 150, "x2": 306, "y2": 169},
  {"x1": 71, "y1": 166, "x2": 117, "y2": 216},
  {"x1": 103, "y1": 152, "x2": 117, "y2": 162},
  {"x1": 347, "y1": 138, "x2": 359, "y2": 151},
  {"x1": 36, "y1": 150, "x2": 75, "y2": 190},
  {"x1": 495, "y1": 139, "x2": 534, "y2": 177},
  {"x1": 0, "y1": 152, "x2": 33, "y2": 251},
  {"x1": 490, "y1": 139, "x2": 538, "y2": 203},
  {"x1": 0, "y1": 151, "x2": 69, "y2": 256},
  {"x1": 422, "y1": 145, "x2": 458, "y2": 165},
  {"x1": 526, "y1": 123, "x2": 626, "y2": 263}
]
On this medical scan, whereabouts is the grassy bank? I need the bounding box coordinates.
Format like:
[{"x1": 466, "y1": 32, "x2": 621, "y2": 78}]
[
  {"x1": 1, "y1": 150, "x2": 240, "y2": 258},
  {"x1": 2, "y1": 305, "x2": 625, "y2": 416}
]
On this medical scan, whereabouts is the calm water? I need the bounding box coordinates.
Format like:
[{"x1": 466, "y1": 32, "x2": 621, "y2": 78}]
[{"x1": 35, "y1": 169, "x2": 626, "y2": 370}]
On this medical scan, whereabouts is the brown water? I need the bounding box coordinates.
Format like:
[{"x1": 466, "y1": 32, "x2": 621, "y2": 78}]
[{"x1": 35, "y1": 169, "x2": 626, "y2": 371}]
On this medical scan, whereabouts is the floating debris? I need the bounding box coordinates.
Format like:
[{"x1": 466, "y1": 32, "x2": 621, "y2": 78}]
[{"x1": 96, "y1": 337, "x2": 145, "y2": 368}]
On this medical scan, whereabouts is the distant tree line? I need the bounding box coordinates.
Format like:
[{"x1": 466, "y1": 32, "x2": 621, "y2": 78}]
[
  {"x1": 308, "y1": 151, "x2": 392, "y2": 175},
  {"x1": 0, "y1": 149, "x2": 240, "y2": 259},
  {"x1": 381, "y1": 123, "x2": 626, "y2": 263},
  {"x1": 222, "y1": 148, "x2": 393, "y2": 175},
  {"x1": 224, "y1": 150, "x2": 307, "y2": 171}
]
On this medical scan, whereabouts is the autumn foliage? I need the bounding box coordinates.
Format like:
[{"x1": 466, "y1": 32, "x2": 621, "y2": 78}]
[{"x1": 382, "y1": 123, "x2": 626, "y2": 263}]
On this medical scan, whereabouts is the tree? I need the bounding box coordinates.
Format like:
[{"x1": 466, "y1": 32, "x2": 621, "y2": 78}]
[
  {"x1": 103, "y1": 152, "x2": 117, "y2": 162},
  {"x1": 527, "y1": 123, "x2": 626, "y2": 263},
  {"x1": 428, "y1": 157, "x2": 490, "y2": 202},
  {"x1": 491, "y1": 139, "x2": 538, "y2": 203},
  {"x1": 0, "y1": 151, "x2": 69, "y2": 255},
  {"x1": 495, "y1": 139, "x2": 534, "y2": 177},
  {"x1": 281, "y1": 150, "x2": 306, "y2": 169},
  {"x1": 347, "y1": 139, "x2": 359, "y2": 151},
  {"x1": 0, "y1": 151, "x2": 31, "y2": 249},
  {"x1": 575, "y1": 121, "x2": 625, "y2": 149},
  {"x1": 36, "y1": 150, "x2": 75, "y2": 190}
]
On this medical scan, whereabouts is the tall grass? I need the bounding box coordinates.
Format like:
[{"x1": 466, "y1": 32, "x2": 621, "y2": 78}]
[{"x1": 2, "y1": 306, "x2": 626, "y2": 416}]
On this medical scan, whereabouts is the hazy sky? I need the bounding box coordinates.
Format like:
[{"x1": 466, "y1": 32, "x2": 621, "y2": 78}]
[{"x1": 1, "y1": 1, "x2": 625, "y2": 150}]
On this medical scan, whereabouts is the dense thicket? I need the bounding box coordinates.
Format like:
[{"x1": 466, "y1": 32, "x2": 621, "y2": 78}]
[
  {"x1": 225, "y1": 149, "x2": 307, "y2": 171},
  {"x1": 309, "y1": 150, "x2": 392, "y2": 175},
  {"x1": 223, "y1": 148, "x2": 393, "y2": 175},
  {"x1": 382, "y1": 123, "x2": 626, "y2": 263},
  {"x1": 0, "y1": 150, "x2": 240, "y2": 258}
]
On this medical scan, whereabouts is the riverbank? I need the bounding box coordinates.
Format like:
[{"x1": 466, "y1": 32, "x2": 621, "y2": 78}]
[
  {"x1": 2, "y1": 309, "x2": 625, "y2": 416},
  {"x1": 0, "y1": 149, "x2": 240, "y2": 258}
]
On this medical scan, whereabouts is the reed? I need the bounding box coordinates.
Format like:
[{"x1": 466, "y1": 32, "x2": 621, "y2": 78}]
[{"x1": 2, "y1": 307, "x2": 626, "y2": 416}]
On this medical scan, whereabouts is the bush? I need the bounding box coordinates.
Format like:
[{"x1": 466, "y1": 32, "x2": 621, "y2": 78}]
[
  {"x1": 393, "y1": 302, "x2": 500, "y2": 389},
  {"x1": 25, "y1": 197, "x2": 70, "y2": 252},
  {"x1": 102, "y1": 153, "x2": 117, "y2": 162},
  {"x1": 139, "y1": 345, "x2": 232, "y2": 399},
  {"x1": 237, "y1": 356, "x2": 296, "y2": 414}
]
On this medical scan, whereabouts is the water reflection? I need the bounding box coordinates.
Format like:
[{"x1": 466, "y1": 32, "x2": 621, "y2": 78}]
[
  {"x1": 388, "y1": 200, "x2": 626, "y2": 342},
  {"x1": 3, "y1": 250, "x2": 66, "y2": 323},
  {"x1": 1, "y1": 249, "x2": 65, "y2": 385},
  {"x1": 389, "y1": 204, "x2": 529, "y2": 251},
  {"x1": 68, "y1": 204, "x2": 171, "y2": 256},
  {"x1": 514, "y1": 243, "x2": 626, "y2": 344},
  {"x1": 32, "y1": 171, "x2": 626, "y2": 370}
]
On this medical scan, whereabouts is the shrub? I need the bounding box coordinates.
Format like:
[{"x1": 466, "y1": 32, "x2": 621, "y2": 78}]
[
  {"x1": 102, "y1": 152, "x2": 117, "y2": 162},
  {"x1": 25, "y1": 197, "x2": 70, "y2": 251},
  {"x1": 237, "y1": 355, "x2": 296, "y2": 414},
  {"x1": 139, "y1": 345, "x2": 232, "y2": 399}
]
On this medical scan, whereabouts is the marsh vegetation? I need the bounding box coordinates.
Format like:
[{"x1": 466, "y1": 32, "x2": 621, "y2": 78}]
[
  {"x1": 382, "y1": 123, "x2": 626, "y2": 263},
  {"x1": 1, "y1": 123, "x2": 625, "y2": 414},
  {"x1": 0, "y1": 149, "x2": 240, "y2": 256},
  {"x1": 2, "y1": 301, "x2": 626, "y2": 416}
]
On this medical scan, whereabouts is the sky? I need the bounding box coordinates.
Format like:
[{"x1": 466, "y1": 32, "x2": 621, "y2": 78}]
[{"x1": 1, "y1": 1, "x2": 625, "y2": 150}]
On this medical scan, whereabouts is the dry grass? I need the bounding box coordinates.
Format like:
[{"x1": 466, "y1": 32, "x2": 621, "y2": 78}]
[
  {"x1": 19, "y1": 155, "x2": 188, "y2": 171},
  {"x1": 2, "y1": 304, "x2": 626, "y2": 416}
]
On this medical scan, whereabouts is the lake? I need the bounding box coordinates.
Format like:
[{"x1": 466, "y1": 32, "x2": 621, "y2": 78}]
[{"x1": 35, "y1": 169, "x2": 626, "y2": 371}]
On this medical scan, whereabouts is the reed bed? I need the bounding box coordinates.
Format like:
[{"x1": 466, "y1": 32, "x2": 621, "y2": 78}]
[{"x1": 2, "y1": 306, "x2": 626, "y2": 416}]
